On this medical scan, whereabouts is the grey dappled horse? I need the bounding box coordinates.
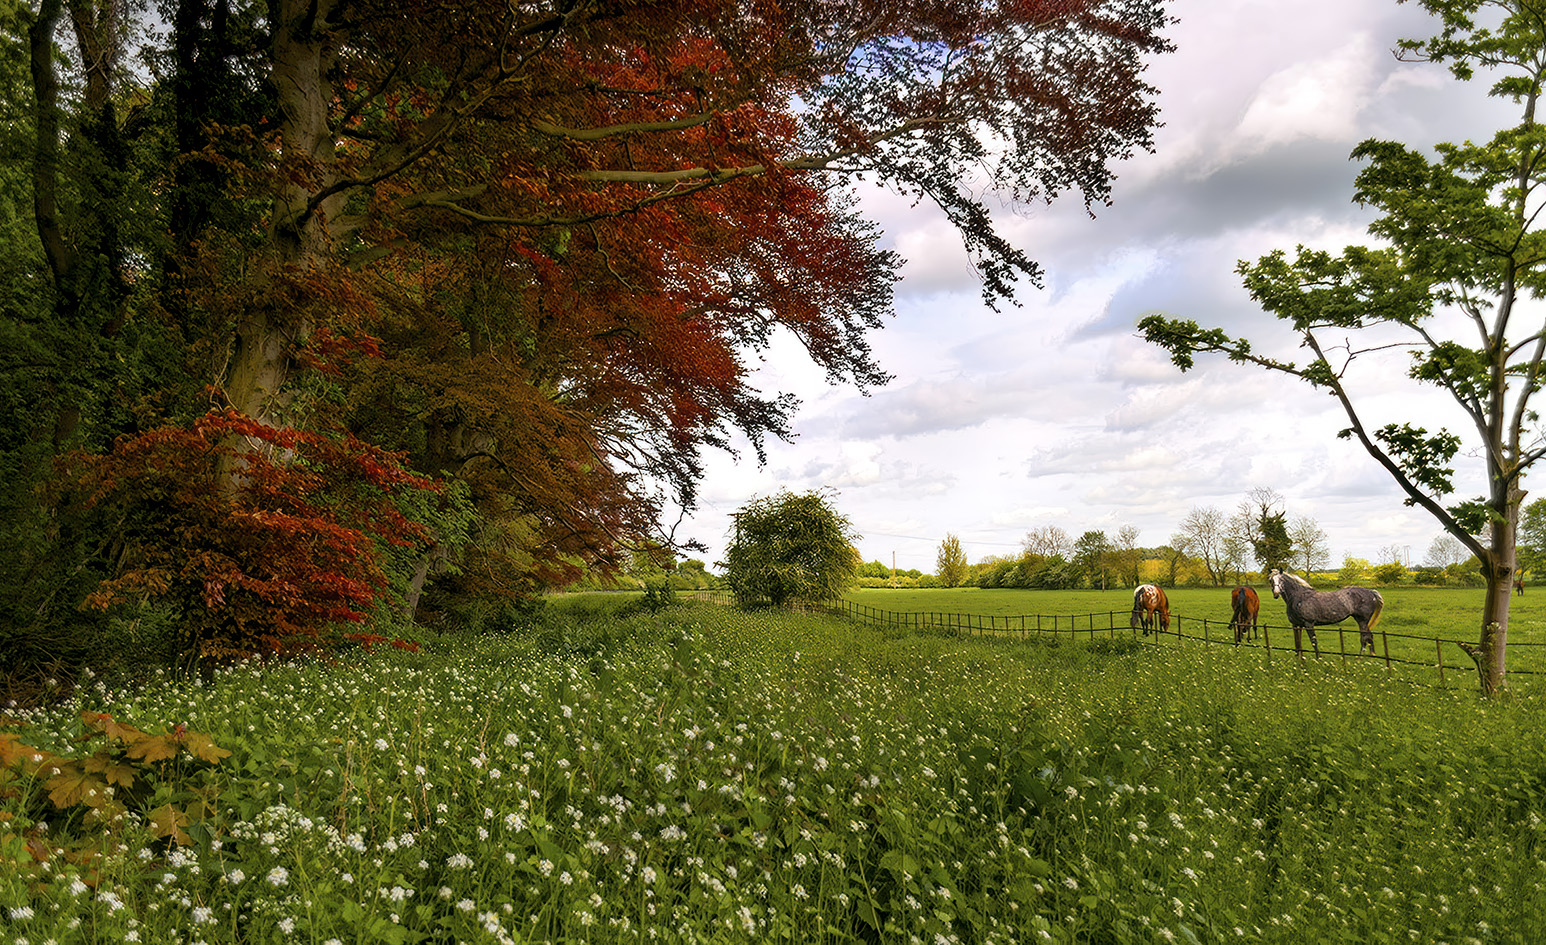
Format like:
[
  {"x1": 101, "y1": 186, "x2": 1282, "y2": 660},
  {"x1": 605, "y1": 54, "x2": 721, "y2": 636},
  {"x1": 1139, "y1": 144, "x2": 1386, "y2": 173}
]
[{"x1": 1268, "y1": 568, "x2": 1384, "y2": 657}]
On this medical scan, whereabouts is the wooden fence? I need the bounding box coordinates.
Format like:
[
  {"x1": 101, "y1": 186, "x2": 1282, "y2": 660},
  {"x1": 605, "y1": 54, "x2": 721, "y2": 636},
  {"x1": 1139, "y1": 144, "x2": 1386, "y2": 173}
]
[{"x1": 683, "y1": 592, "x2": 1545, "y2": 692}]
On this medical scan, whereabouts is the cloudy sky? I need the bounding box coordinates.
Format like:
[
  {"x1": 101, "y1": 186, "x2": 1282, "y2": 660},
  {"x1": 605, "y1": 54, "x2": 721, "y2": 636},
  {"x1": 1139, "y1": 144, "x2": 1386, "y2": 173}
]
[{"x1": 674, "y1": 0, "x2": 1527, "y2": 574}]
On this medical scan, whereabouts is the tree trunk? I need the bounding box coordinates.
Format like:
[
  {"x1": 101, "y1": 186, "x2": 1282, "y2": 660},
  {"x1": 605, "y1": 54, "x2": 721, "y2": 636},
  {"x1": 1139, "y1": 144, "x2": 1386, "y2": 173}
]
[
  {"x1": 1448, "y1": 491, "x2": 1523, "y2": 700},
  {"x1": 401, "y1": 547, "x2": 433, "y2": 625},
  {"x1": 223, "y1": 0, "x2": 343, "y2": 427},
  {"x1": 1473, "y1": 486, "x2": 1523, "y2": 696}
]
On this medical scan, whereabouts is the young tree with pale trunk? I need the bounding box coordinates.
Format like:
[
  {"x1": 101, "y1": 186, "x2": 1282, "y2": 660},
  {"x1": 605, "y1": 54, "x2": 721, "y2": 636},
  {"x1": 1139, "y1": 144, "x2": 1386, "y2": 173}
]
[{"x1": 1142, "y1": 0, "x2": 1546, "y2": 694}]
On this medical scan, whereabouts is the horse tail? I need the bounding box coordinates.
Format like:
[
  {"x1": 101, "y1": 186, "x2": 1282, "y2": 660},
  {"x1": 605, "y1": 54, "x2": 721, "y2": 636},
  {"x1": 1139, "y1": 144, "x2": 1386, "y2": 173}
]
[{"x1": 1367, "y1": 592, "x2": 1384, "y2": 631}]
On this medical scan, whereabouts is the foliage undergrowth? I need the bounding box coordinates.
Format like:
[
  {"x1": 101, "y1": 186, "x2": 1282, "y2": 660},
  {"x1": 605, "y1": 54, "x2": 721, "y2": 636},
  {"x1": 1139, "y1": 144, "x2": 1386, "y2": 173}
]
[{"x1": 2, "y1": 598, "x2": 1544, "y2": 943}]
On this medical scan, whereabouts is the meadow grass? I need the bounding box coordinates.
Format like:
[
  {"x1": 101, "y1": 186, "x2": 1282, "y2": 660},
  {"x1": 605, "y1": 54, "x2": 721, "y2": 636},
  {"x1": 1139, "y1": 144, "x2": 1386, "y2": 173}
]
[{"x1": 3, "y1": 599, "x2": 1545, "y2": 943}]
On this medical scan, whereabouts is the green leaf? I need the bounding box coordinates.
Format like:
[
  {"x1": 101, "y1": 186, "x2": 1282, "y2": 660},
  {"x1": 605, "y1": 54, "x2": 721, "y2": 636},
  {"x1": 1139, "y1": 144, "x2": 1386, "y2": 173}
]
[{"x1": 879, "y1": 850, "x2": 919, "y2": 878}]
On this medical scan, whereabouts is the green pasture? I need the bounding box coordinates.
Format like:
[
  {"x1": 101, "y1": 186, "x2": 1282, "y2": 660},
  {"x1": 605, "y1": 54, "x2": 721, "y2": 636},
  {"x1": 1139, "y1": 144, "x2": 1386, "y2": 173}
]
[
  {"x1": 4, "y1": 598, "x2": 1546, "y2": 943},
  {"x1": 843, "y1": 585, "x2": 1546, "y2": 684}
]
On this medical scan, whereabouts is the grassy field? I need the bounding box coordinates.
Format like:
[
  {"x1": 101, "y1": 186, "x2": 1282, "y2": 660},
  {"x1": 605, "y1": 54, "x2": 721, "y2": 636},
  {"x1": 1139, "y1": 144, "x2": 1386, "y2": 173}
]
[
  {"x1": 842, "y1": 586, "x2": 1546, "y2": 683},
  {"x1": 4, "y1": 597, "x2": 1546, "y2": 943}
]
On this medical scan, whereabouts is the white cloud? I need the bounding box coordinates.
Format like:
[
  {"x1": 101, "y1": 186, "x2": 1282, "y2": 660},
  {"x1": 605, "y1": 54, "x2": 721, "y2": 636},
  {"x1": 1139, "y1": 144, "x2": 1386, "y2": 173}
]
[
  {"x1": 1233, "y1": 34, "x2": 1381, "y2": 156},
  {"x1": 674, "y1": 0, "x2": 1503, "y2": 573}
]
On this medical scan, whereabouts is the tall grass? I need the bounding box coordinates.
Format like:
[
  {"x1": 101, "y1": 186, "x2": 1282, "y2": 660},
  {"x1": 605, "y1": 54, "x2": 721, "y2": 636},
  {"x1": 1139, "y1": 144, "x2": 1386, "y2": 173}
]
[{"x1": 3, "y1": 599, "x2": 1544, "y2": 943}]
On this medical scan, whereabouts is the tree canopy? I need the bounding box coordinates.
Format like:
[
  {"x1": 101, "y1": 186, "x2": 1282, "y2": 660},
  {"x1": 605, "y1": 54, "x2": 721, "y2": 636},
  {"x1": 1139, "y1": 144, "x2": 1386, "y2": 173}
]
[
  {"x1": 936, "y1": 534, "x2": 968, "y2": 589},
  {"x1": 4, "y1": 0, "x2": 1171, "y2": 668}
]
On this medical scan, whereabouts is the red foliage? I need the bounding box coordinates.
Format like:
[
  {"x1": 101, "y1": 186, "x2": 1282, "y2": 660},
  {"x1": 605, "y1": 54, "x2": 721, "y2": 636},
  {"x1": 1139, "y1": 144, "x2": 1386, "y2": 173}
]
[
  {"x1": 179, "y1": 0, "x2": 1169, "y2": 596},
  {"x1": 294, "y1": 327, "x2": 386, "y2": 376},
  {"x1": 65, "y1": 409, "x2": 436, "y2": 665},
  {"x1": 341, "y1": 631, "x2": 422, "y2": 653}
]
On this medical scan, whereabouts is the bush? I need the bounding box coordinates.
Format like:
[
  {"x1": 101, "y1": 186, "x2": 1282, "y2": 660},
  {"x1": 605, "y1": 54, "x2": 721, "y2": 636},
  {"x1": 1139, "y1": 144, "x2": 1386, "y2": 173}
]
[
  {"x1": 723, "y1": 490, "x2": 860, "y2": 607},
  {"x1": 1373, "y1": 562, "x2": 1409, "y2": 586}
]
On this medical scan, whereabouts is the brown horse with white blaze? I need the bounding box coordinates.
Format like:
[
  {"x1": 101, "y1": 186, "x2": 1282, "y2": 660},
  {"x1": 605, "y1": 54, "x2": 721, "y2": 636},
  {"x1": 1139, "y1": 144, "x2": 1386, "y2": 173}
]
[
  {"x1": 1130, "y1": 584, "x2": 1169, "y2": 635},
  {"x1": 1230, "y1": 585, "x2": 1260, "y2": 644}
]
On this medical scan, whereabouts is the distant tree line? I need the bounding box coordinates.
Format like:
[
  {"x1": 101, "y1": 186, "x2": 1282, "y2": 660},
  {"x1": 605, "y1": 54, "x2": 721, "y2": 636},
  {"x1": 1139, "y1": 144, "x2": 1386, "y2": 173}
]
[{"x1": 909, "y1": 486, "x2": 1541, "y2": 591}]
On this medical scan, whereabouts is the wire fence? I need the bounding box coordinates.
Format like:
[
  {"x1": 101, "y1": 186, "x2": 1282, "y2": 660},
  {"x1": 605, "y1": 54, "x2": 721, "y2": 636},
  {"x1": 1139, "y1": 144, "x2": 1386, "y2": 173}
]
[{"x1": 682, "y1": 591, "x2": 1546, "y2": 692}]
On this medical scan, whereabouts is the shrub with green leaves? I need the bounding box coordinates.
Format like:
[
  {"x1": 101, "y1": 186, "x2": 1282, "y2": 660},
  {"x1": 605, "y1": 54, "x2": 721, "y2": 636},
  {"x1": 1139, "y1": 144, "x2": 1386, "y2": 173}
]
[{"x1": 722, "y1": 490, "x2": 860, "y2": 607}]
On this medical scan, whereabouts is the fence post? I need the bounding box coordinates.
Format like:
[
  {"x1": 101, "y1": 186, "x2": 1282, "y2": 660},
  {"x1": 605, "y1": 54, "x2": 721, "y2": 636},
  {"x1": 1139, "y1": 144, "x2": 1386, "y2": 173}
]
[
  {"x1": 1382, "y1": 628, "x2": 1392, "y2": 671},
  {"x1": 1436, "y1": 638, "x2": 1446, "y2": 687}
]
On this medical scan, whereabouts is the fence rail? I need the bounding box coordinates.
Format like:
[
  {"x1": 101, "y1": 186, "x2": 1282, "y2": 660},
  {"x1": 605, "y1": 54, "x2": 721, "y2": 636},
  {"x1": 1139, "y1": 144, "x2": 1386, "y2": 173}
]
[{"x1": 681, "y1": 592, "x2": 1546, "y2": 691}]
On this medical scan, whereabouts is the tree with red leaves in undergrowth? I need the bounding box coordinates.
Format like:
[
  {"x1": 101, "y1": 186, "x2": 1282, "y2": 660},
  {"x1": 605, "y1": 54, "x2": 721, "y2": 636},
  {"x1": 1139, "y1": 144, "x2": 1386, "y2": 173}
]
[{"x1": 61, "y1": 409, "x2": 435, "y2": 670}]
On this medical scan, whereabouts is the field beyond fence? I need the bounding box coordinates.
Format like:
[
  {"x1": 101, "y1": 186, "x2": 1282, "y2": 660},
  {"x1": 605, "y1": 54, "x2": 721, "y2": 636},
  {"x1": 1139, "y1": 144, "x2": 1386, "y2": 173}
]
[{"x1": 687, "y1": 588, "x2": 1546, "y2": 691}]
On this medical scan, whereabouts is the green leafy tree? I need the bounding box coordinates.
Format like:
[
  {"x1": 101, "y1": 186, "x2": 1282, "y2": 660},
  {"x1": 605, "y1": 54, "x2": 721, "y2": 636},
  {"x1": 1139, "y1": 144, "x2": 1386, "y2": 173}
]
[
  {"x1": 935, "y1": 534, "x2": 968, "y2": 588},
  {"x1": 1112, "y1": 525, "x2": 1143, "y2": 587},
  {"x1": 672, "y1": 559, "x2": 716, "y2": 591},
  {"x1": 1339, "y1": 557, "x2": 1373, "y2": 586},
  {"x1": 1289, "y1": 515, "x2": 1333, "y2": 575},
  {"x1": 722, "y1": 491, "x2": 860, "y2": 607},
  {"x1": 1236, "y1": 487, "x2": 1292, "y2": 573},
  {"x1": 1373, "y1": 562, "x2": 1409, "y2": 586},
  {"x1": 1517, "y1": 498, "x2": 1546, "y2": 576},
  {"x1": 1140, "y1": 1, "x2": 1546, "y2": 693},
  {"x1": 1073, "y1": 530, "x2": 1112, "y2": 589},
  {"x1": 1027, "y1": 555, "x2": 1080, "y2": 589},
  {"x1": 859, "y1": 560, "x2": 893, "y2": 580}
]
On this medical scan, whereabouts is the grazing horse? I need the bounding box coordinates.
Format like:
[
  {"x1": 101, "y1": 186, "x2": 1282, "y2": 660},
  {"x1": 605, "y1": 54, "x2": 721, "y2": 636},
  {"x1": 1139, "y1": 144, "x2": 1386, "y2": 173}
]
[
  {"x1": 1268, "y1": 568, "x2": 1384, "y2": 657},
  {"x1": 1230, "y1": 586, "x2": 1260, "y2": 644},
  {"x1": 1130, "y1": 584, "x2": 1170, "y2": 635},
  {"x1": 1515, "y1": 573, "x2": 1526, "y2": 596}
]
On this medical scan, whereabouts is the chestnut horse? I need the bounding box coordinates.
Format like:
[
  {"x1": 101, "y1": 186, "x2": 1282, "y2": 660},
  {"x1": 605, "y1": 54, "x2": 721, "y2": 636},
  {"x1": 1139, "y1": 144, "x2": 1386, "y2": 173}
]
[
  {"x1": 1230, "y1": 586, "x2": 1260, "y2": 644},
  {"x1": 1130, "y1": 584, "x2": 1170, "y2": 635}
]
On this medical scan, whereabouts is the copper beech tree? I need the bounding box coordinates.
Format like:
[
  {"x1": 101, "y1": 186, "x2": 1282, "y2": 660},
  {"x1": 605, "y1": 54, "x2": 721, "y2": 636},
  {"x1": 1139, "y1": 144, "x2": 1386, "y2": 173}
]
[{"x1": 19, "y1": 0, "x2": 1171, "y2": 645}]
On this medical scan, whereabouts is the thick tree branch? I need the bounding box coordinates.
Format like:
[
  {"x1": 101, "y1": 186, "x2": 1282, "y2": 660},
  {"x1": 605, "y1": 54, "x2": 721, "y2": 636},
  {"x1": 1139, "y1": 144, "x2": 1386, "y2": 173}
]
[{"x1": 531, "y1": 114, "x2": 717, "y2": 140}]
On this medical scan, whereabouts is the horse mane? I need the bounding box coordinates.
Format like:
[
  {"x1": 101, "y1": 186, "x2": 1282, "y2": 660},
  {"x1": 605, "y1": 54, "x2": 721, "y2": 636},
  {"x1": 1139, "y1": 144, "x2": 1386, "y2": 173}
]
[{"x1": 1278, "y1": 571, "x2": 1312, "y2": 589}]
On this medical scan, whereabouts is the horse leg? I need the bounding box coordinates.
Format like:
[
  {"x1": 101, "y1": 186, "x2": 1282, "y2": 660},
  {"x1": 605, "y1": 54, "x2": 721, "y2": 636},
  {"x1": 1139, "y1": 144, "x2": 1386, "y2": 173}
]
[{"x1": 1308, "y1": 626, "x2": 1320, "y2": 658}]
